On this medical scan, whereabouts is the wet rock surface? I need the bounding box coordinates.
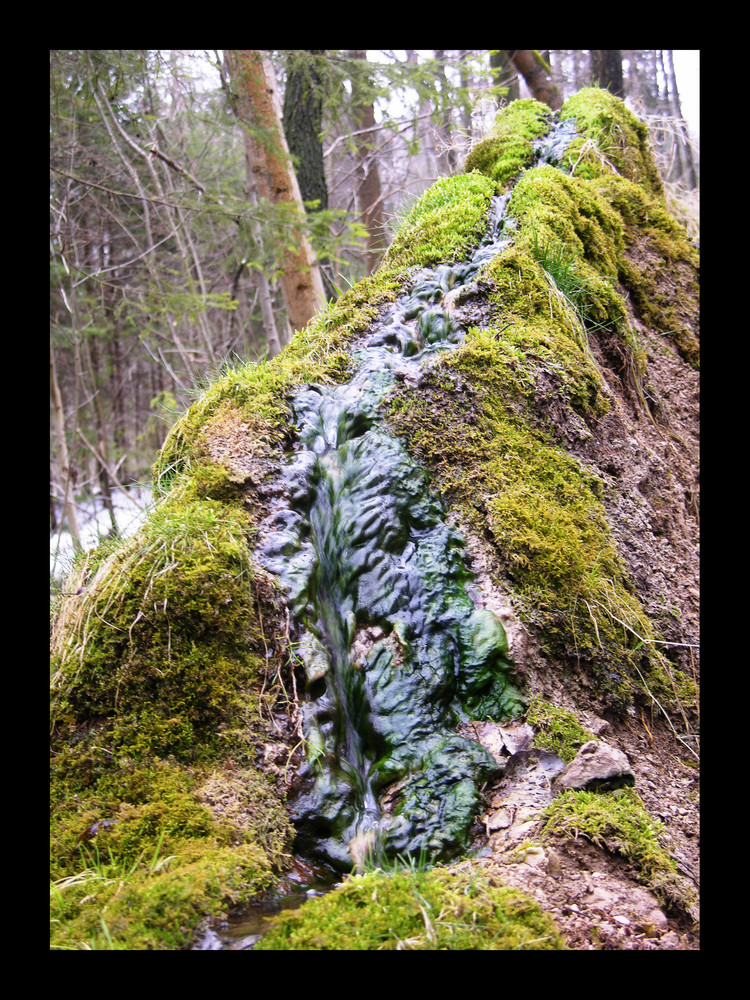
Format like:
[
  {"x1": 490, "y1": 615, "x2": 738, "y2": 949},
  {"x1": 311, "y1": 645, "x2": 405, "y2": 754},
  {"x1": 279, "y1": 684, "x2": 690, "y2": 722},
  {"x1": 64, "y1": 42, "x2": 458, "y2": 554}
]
[{"x1": 258, "y1": 198, "x2": 523, "y2": 870}]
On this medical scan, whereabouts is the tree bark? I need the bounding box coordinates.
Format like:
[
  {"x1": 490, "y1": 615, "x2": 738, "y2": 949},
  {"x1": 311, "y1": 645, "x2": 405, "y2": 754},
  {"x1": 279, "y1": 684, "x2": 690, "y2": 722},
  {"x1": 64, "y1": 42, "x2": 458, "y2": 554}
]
[
  {"x1": 283, "y1": 51, "x2": 328, "y2": 211},
  {"x1": 506, "y1": 50, "x2": 562, "y2": 110},
  {"x1": 226, "y1": 50, "x2": 326, "y2": 336},
  {"x1": 50, "y1": 339, "x2": 81, "y2": 550},
  {"x1": 283, "y1": 50, "x2": 337, "y2": 300},
  {"x1": 347, "y1": 51, "x2": 388, "y2": 273},
  {"x1": 590, "y1": 50, "x2": 624, "y2": 97}
]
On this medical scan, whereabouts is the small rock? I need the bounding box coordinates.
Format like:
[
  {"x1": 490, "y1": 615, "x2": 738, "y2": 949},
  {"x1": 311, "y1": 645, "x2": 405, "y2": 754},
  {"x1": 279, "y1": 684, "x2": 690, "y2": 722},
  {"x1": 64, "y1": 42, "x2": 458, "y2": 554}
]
[
  {"x1": 583, "y1": 713, "x2": 610, "y2": 737},
  {"x1": 553, "y1": 740, "x2": 635, "y2": 793},
  {"x1": 499, "y1": 721, "x2": 534, "y2": 755}
]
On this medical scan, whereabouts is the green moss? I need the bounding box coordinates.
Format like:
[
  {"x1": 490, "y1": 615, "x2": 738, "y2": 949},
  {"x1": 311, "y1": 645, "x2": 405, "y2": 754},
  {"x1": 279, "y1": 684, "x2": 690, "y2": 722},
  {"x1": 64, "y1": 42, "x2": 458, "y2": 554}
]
[
  {"x1": 598, "y1": 174, "x2": 699, "y2": 367},
  {"x1": 255, "y1": 866, "x2": 565, "y2": 950},
  {"x1": 50, "y1": 840, "x2": 277, "y2": 950},
  {"x1": 464, "y1": 99, "x2": 554, "y2": 191},
  {"x1": 50, "y1": 495, "x2": 259, "y2": 730},
  {"x1": 383, "y1": 173, "x2": 496, "y2": 271},
  {"x1": 561, "y1": 88, "x2": 664, "y2": 197},
  {"x1": 506, "y1": 166, "x2": 630, "y2": 340},
  {"x1": 463, "y1": 91, "x2": 697, "y2": 375},
  {"x1": 526, "y1": 696, "x2": 594, "y2": 763},
  {"x1": 50, "y1": 474, "x2": 296, "y2": 948},
  {"x1": 386, "y1": 310, "x2": 669, "y2": 711},
  {"x1": 49, "y1": 723, "x2": 294, "y2": 949},
  {"x1": 541, "y1": 787, "x2": 695, "y2": 912}
]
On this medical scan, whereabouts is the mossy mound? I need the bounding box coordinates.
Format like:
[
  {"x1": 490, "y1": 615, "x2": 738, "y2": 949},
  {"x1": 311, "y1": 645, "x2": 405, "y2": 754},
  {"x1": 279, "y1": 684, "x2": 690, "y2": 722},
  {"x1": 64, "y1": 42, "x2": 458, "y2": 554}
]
[
  {"x1": 50, "y1": 88, "x2": 698, "y2": 949},
  {"x1": 50, "y1": 482, "x2": 295, "y2": 949},
  {"x1": 560, "y1": 88, "x2": 664, "y2": 196},
  {"x1": 387, "y1": 90, "x2": 698, "y2": 712},
  {"x1": 255, "y1": 865, "x2": 565, "y2": 950},
  {"x1": 464, "y1": 98, "x2": 554, "y2": 191}
]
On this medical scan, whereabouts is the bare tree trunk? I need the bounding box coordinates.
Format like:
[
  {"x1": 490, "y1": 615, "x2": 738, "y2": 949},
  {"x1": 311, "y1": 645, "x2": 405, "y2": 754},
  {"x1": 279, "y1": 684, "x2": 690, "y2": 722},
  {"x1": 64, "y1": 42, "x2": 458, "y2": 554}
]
[
  {"x1": 226, "y1": 50, "x2": 326, "y2": 335},
  {"x1": 247, "y1": 178, "x2": 284, "y2": 358},
  {"x1": 590, "y1": 50, "x2": 624, "y2": 97},
  {"x1": 283, "y1": 50, "x2": 337, "y2": 301},
  {"x1": 50, "y1": 339, "x2": 81, "y2": 550},
  {"x1": 347, "y1": 51, "x2": 388, "y2": 273},
  {"x1": 506, "y1": 50, "x2": 562, "y2": 110}
]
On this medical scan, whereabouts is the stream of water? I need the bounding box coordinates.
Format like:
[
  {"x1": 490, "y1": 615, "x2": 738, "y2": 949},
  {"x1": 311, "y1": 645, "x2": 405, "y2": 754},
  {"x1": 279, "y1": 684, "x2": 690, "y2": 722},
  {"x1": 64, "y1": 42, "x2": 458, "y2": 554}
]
[{"x1": 259, "y1": 190, "x2": 530, "y2": 872}]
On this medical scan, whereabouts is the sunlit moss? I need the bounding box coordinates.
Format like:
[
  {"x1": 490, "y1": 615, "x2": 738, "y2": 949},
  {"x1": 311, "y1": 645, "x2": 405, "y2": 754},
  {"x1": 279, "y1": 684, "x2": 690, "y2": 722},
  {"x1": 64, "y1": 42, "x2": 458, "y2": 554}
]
[
  {"x1": 382, "y1": 172, "x2": 496, "y2": 271},
  {"x1": 49, "y1": 476, "x2": 295, "y2": 949},
  {"x1": 464, "y1": 99, "x2": 554, "y2": 191},
  {"x1": 50, "y1": 838, "x2": 278, "y2": 950},
  {"x1": 560, "y1": 88, "x2": 664, "y2": 196},
  {"x1": 256, "y1": 865, "x2": 566, "y2": 950}
]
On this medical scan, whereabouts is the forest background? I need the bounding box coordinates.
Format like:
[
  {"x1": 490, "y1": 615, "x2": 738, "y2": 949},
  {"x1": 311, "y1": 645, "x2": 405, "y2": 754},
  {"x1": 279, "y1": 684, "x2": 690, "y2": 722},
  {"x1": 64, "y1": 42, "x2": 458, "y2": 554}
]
[{"x1": 49, "y1": 49, "x2": 699, "y2": 585}]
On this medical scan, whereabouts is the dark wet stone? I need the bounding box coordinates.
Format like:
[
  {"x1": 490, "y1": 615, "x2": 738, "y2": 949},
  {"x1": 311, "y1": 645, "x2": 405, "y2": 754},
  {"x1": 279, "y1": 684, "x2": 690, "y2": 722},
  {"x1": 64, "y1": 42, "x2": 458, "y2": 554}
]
[{"x1": 256, "y1": 193, "x2": 529, "y2": 871}]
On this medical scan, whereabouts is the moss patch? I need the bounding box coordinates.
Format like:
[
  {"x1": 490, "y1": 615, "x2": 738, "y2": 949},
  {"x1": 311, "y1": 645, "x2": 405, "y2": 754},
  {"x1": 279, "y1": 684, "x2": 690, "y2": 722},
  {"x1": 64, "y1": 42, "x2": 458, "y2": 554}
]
[
  {"x1": 560, "y1": 88, "x2": 664, "y2": 197},
  {"x1": 541, "y1": 786, "x2": 695, "y2": 912},
  {"x1": 50, "y1": 479, "x2": 296, "y2": 949},
  {"x1": 382, "y1": 172, "x2": 496, "y2": 271},
  {"x1": 526, "y1": 696, "x2": 595, "y2": 763},
  {"x1": 464, "y1": 99, "x2": 554, "y2": 192},
  {"x1": 386, "y1": 340, "x2": 650, "y2": 710},
  {"x1": 255, "y1": 865, "x2": 565, "y2": 950},
  {"x1": 51, "y1": 837, "x2": 277, "y2": 951}
]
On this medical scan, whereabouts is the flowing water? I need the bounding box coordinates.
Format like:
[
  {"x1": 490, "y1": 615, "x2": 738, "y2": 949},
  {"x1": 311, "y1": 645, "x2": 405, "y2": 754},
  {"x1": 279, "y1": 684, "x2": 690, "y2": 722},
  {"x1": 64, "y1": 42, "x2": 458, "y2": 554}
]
[
  {"x1": 259, "y1": 193, "x2": 523, "y2": 871},
  {"x1": 258, "y1": 116, "x2": 579, "y2": 873}
]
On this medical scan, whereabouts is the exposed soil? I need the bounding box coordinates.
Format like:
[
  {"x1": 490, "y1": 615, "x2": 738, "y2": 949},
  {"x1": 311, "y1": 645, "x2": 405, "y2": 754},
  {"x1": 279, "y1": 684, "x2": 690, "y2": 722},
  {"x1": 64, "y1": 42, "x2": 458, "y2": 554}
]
[{"x1": 460, "y1": 709, "x2": 699, "y2": 950}]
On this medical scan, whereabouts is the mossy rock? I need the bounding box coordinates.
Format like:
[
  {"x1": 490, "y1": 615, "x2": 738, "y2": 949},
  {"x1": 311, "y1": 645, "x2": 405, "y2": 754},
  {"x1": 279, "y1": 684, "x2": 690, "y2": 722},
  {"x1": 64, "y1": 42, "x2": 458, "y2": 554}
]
[
  {"x1": 561, "y1": 88, "x2": 664, "y2": 196},
  {"x1": 465, "y1": 99, "x2": 554, "y2": 191}
]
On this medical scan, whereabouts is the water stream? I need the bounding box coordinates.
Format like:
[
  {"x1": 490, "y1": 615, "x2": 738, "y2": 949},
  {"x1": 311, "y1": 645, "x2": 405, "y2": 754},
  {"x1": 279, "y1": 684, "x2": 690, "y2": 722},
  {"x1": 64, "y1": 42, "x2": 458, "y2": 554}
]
[
  {"x1": 259, "y1": 193, "x2": 524, "y2": 872},
  {"x1": 258, "y1": 116, "x2": 578, "y2": 873}
]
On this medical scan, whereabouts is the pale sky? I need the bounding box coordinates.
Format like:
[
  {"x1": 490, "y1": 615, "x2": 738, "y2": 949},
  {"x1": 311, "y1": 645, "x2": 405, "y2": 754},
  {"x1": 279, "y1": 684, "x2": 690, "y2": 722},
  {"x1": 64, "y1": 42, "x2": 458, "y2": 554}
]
[{"x1": 672, "y1": 50, "x2": 699, "y2": 139}]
